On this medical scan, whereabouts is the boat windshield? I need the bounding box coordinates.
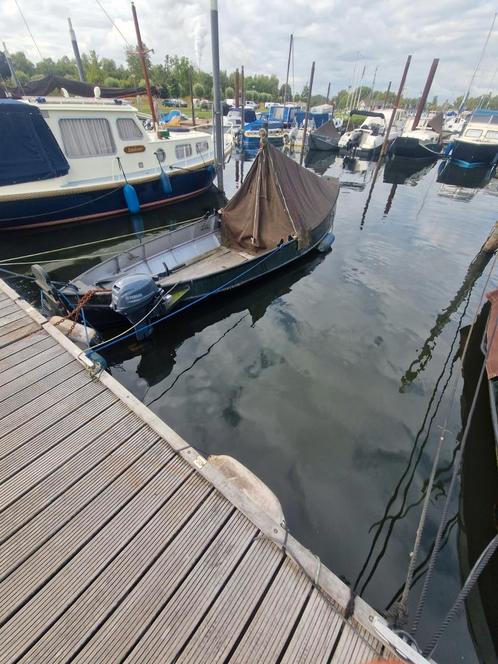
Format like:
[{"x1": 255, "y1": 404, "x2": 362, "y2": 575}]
[
  {"x1": 465, "y1": 129, "x2": 483, "y2": 138},
  {"x1": 486, "y1": 130, "x2": 498, "y2": 140}
]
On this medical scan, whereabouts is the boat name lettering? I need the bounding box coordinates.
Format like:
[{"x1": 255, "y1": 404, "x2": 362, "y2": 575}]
[{"x1": 124, "y1": 145, "x2": 146, "y2": 153}]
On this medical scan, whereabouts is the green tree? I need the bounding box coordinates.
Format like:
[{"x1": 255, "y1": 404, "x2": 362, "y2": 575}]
[
  {"x1": 83, "y1": 51, "x2": 104, "y2": 84},
  {"x1": 9, "y1": 51, "x2": 35, "y2": 76},
  {"x1": 126, "y1": 44, "x2": 151, "y2": 84},
  {"x1": 225, "y1": 86, "x2": 234, "y2": 99},
  {"x1": 193, "y1": 82, "x2": 204, "y2": 98}
]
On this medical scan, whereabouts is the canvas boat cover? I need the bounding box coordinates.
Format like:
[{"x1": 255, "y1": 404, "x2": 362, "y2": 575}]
[
  {"x1": 312, "y1": 119, "x2": 340, "y2": 139},
  {"x1": 10, "y1": 75, "x2": 154, "y2": 99},
  {"x1": 221, "y1": 141, "x2": 339, "y2": 252},
  {"x1": 0, "y1": 99, "x2": 69, "y2": 186},
  {"x1": 427, "y1": 112, "x2": 444, "y2": 134}
]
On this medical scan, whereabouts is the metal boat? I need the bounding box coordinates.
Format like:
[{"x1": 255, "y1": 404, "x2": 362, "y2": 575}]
[
  {"x1": 34, "y1": 141, "x2": 339, "y2": 337},
  {"x1": 447, "y1": 109, "x2": 498, "y2": 167}
]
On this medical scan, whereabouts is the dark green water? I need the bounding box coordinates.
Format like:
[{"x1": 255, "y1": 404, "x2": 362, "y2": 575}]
[{"x1": 2, "y1": 152, "x2": 497, "y2": 663}]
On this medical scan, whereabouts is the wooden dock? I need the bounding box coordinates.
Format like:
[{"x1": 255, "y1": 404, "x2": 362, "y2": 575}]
[{"x1": 0, "y1": 278, "x2": 409, "y2": 663}]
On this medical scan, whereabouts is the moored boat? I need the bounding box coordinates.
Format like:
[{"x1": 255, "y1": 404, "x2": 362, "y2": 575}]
[
  {"x1": 446, "y1": 109, "x2": 498, "y2": 167},
  {"x1": 308, "y1": 118, "x2": 341, "y2": 151},
  {"x1": 242, "y1": 120, "x2": 285, "y2": 149},
  {"x1": 0, "y1": 96, "x2": 230, "y2": 230},
  {"x1": 338, "y1": 108, "x2": 407, "y2": 159},
  {"x1": 389, "y1": 113, "x2": 444, "y2": 159},
  {"x1": 34, "y1": 140, "x2": 339, "y2": 336}
]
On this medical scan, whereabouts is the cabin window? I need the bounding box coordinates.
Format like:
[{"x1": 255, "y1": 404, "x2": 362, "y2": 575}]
[
  {"x1": 196, "y1": 140, "x2": 209, "y2": 154},
  {"x1": 59, "y1": 118, "x2": 116, "y2": 158},
  {"x1": 175, "y1": 143, "x2": 193, "y2": 159},
  {"x1": 116, "y1": 118, "x2": 143, "y2": 140},
  {"x1": 465, "y1": 129, "x2": 482, "y2": 138},
  {"x1": 486, "y1": 130, "x2": 498, "y2": 139}
]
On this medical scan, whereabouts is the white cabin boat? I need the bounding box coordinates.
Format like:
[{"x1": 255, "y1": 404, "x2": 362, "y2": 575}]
[{"x1": 338, "y1": 108, "x2": 407, "y2": 158}]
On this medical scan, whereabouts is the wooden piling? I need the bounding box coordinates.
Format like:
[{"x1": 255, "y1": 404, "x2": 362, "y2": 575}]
[
  {"x1": 300, "y1": 61, "x2": 315, "y2": 166},
  {"x1": 379, "y1": 55, "x2": 412, "y2": 158}
]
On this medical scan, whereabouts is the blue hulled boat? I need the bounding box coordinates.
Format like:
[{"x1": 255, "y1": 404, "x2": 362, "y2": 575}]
[{"x1": 0, "y1": 97, "x2": 230, "y2": 231}]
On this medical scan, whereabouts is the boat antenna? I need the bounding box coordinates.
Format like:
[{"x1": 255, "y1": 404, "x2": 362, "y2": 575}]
[
  {"x1": 130, "y1": 2, "x2": 158, "y2": 130},
  {"x1": 283, "y1": 33, "x2": 293, "y2": 106},
  {"x1": 459, "y1": 11, "x2": 497, "y2": 111},
  {"x1": 412, "y1": 58, "x2": 439, "y2": 130},
  {"x1": 299, "y1": 61, "x2": 315, "y2": 166},
  {"x1": 210, "y1": 0, "x2": 224, "y2": 192},
  {"x1": 68, "y1": 18, "x2": 85, "y2": 82},
  {"x1": 14, "y1": 0, "x2": 43, "y2": 60}
]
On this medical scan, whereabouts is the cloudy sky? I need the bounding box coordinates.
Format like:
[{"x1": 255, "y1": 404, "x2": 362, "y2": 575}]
[{"x1": 2, "y1": 0, "x2": 498, "y2": 102}]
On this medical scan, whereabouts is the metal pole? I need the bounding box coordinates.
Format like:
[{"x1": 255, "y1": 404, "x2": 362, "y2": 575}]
[
  {"x1": 2, "y1": 42, "x2": 22, "y2": 91},
  {"x1": 380, "y1": 55, "x2": 411, "y2": 158},
  {"x1": 189, "y1": 66, "x2": 196, "y2": 127},
  {"x1": 460, "y1": 11, "x2": 497, "y2": 112},
  {"x1": 234, "y1": 68, "x2": 240, "y2": 108},
  {"x1": 326, "y1": 81, "x2": 330, "y2": 103},
  {"x1": 383, "y1": 80, "x2": 392, "y2": 109},
  {"x1": 210, "y1": 0, "x2": 224, "y2": 191},
  {"x1": 300, "y1": 61, "x2": 315, "y2": 166},
  {"x1": 412, "y1": 58, "x2": 439, "y2": 130},
  {"x1": 131, "y1": 2, "x2": 158, "y2": 127},
  {"x1": 68, "y1": 17, "x2": 85, "y2": 82},
  {"x1": 283, "y1": 33, "x2": 293, "y2": 106},
  {"x1": 368, "y1": 65, "x2": 377, "y2": 109},
  {"x1": 241, "y1": 65, "x2": 245, "y2": 129}
]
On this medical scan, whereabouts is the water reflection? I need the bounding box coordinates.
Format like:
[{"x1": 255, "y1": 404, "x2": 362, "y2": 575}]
[
  {"x1": 437, "y1": 161, "x2": 496, "y2": 202},
  {"x1": 304, "y1": 149, "x2": 337, "y2": 175},
  {"x1": 384, "y1": 156, "x2": 436, "y2": 186},
  {"x1": 103, "y1": 250, "x2": 328, "y2": 395}
]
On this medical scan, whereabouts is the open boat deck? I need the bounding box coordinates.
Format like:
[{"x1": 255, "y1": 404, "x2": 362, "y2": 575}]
[
  {"x1": 160, "y1": 245, "x2": 251, "y2": 286},
  {"x1": 0, "y1": 278, "x2": 403, "y2": 663}
]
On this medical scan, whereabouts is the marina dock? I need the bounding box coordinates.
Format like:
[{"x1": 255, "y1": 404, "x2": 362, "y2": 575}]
[{"x1": 0, "y1": 277, "x2": 406, "y2": 663}]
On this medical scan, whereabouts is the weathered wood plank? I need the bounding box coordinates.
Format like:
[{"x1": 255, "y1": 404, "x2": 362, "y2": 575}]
[
  {"x1": 0, "y1": 300, "x2": 21, "y2": 316},
  {"x1": 0, "y1": 370, "x2": 94, "y2": 437},
  {"x1": 0, "y1": 408, "x2": 144, "y2": 541},
  {"x1": 280, "y1": 589, "x2": 343, "y2": 663},
  {"x1": 0, "y1": 381, "x2": 109, "y2": 470},
  {"x1": 0, "y1": 351, "x2": 75, "y2": 402},
  {"x1": 0, "y1": 330, "x2": 49, "y2": 363},
  {"x1": 0, "y1": 344, "x2": 65, "y2": 390},
  {"x1": 26, "y1": 481, "x2": 224, "y2": 663},
  {"x1": 0, "y1": 441, "x2": 179, "y2": 630},
  {"x1": 229, "y1": 556, "x2": 311, "y2": 663},
  {"x1": 0, "y1": 320, "x2": 40, "y2": 348},
  {"x1": 0, "y1": 315, "x2": 37, "y2": 339},
  {"x1": 173, "y1": 538, "x2": 284, "y2": 664},
  {"x1": 0, "y1": 361, "x2": 82, "y2": 420},
  {"x1": 99, "y1": 511, "x2": 258, "y2": 664},
  {"x1": 331, "y1": 621, "x2": 383, "y2": 664},
  {"x1": 0, "y1": 309, "x2": 28, "y2": 327}
]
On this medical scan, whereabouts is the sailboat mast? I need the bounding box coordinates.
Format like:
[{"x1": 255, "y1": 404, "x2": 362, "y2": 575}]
[
  {"x1": 2, "y1": 42, "x2": 22, "y2": 91},
  {"x1": 210, "y1": 0, "x2": 224, "y2": 192},
  {"x1": 326, "y1": 82, "x2": 331, "y2": 103},
  {"x1": 380, "y1": 55, "x2": 412, "y2": 158},
  {"x1": 299, "y1": 61, "x2": 315, "y2": 166},
  {"x1": 460, "y1": 11, "x2": 497, "y2": 111},
  {"x1": 68, "y1": 18, "x2": 85, "y2": 82},
  {"x1": 412, "y1": 58, "x2": 439, "y2": 130},
  {"x1": 131, "y1": 2, "x2": 158, "y2": 128},
  {"x1": 283, "y1": 33, "x2": 293, "y2": 106}
]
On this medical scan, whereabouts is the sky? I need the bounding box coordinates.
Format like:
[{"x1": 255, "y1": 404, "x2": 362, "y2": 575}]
[{"x1": 1, "y1": 0, "x2": 498, "y2": 102}]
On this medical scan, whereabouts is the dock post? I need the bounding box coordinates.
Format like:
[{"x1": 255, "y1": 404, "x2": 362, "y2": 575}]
[
  {"x1": 483, "y1": 221, "x2": 498, "y2": 253},
  {"x1": 300, "y1": 61, "x2": 315, "y2": 166},
  {"x1": 210, "y1": 0, "x2": 224, "y2": 192},
  {"x1": 412, "y1": 58, "x2": 439, "y2": 130},
  {"x1": 379, "y1": 55, "x2": 412, "y2": 158}
]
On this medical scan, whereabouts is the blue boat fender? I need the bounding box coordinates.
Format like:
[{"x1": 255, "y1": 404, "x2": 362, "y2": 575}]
[
  {"x1": 159, "y1": 170, "x2": 173, "y2": 195},
  {"x1": 85, "y1": 350, "x2": 108, "y2": 372},
  {"x1": 122, "y1": 183, "x2": 141, "y2": 214},
  {"x1": 317, "y1": 232, "x2": 335, "y2": 253}
]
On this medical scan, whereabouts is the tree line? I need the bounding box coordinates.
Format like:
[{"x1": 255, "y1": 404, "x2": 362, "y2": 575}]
[{"x1": 2, "y1": 47, "x2": 485, "y2": 110}]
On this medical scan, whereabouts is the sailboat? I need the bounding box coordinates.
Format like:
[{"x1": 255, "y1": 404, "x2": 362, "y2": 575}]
[
  {"x1": 34, "y1": 141, "x2": 339, "y2": 335},
  {"x1": 389, "y1": 113, "x2": 444, "y2": 159},
  {"x1": 308, "y1": 118, "x2": 341, "y2": 151}
]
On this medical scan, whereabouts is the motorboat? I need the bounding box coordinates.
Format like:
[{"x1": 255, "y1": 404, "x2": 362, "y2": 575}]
[
  {"x1": 308, "y1": 119, "x2": 341, "y2": 151},
  {"x1": 388, "y1": 113, "x2": 443, "y2": 159},
  {"x1": 242, "y1": 120, "x2": 285, "y2": 150},
  {"x1": 0, "y1": 92, "x2": 230, "y2": 230},
  {"x1": 446, "y1": 109, "x2": 498, "y2": 167},
  {"x1": 34, "y1": 141, "x2": 339, "y2": 337},
  {"x1": 338, "y1": 108, "x2": 407, "y2": 159}
]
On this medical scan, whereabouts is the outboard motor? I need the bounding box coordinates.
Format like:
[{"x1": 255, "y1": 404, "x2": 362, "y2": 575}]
[{"x1": 110, "y1": 274, "x2": 167, "y2": 341}]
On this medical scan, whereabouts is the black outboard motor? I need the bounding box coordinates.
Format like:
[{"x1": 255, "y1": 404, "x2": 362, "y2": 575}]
[{"x1": 110, "y1": 274, "x2": 167, "y2": 340}]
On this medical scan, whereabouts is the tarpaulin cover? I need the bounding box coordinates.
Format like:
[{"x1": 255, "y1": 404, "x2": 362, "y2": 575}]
[
  {"x1": 11, "y1": 75, "x2": 154, "y2": 99},
  {"x1": 486, "y1": 289, "x2": 498, "y2": 379},
  {"x1": 312, "y1": 118, "x2": 340, "y2": 139},
  {"x1": 0, "y1": 99, "x2": 69, "y2": 186},
  {"x1": 295, "y1": 111, "x2": 328, "y2": 129},
  {"x1": 427, "y1": 112, "x2": 444, "y2": 134},
  {"x1": 221, "y1": 142, "x2": 339, "y2": 252}
]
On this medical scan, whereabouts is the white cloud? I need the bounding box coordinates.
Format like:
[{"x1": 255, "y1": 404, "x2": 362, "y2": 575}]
[{"x1": 1, "y1": 0, "x2": 497, "y2": 101}]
